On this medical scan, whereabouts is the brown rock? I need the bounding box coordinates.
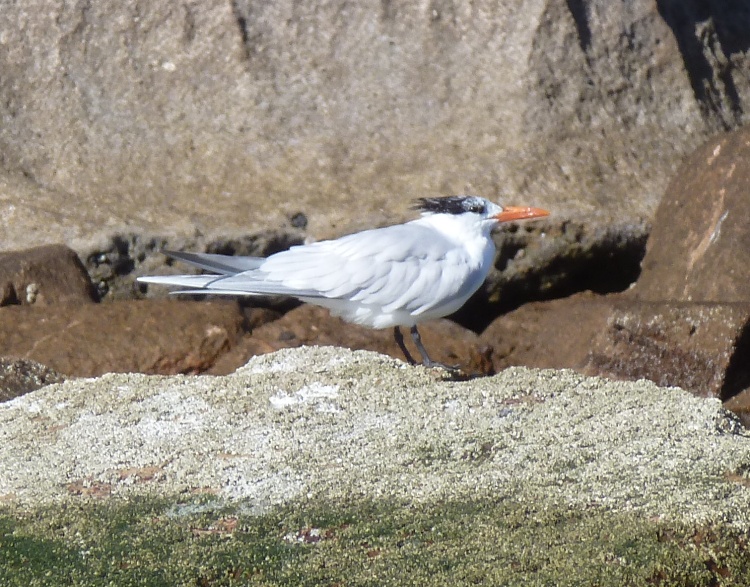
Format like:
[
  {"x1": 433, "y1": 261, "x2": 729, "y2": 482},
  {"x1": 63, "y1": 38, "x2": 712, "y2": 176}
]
[
  {"x1": 482, "y1": 293, "x2": 750, "y2": 400},
  {"x1": 0, "y1": 357, "x2": 65, "y2": 402},
  {"x1": 585, "y1": 300, "x2": 750, "y2": 399},
  {"x1": 0, "y1": 245, "x2": 97, "y2": 306},
  {"x1": 723, "y1": 390, "x2": 750, "y2": 428},
  {"x1": 481, "y1": 293, "x2": 750, "y2": 404},
  {"x1": 0, "y1": 299, "x2": 251, "y2": 376},
  {"x1": 483, "y1": 127, "x2": 750, "y2": 402},
  {"x1": 209, "y1": 305, "x2": 493, "y2": 376},
  {"x1": 633, "y1": 126, "x2": 750, "y2": 303},
  {"x1": 481, "y1": 292, "x2": 612, "y2": 372},
  {"x1": 607, "y1": 127, "x2": 750, "y2": 401}
]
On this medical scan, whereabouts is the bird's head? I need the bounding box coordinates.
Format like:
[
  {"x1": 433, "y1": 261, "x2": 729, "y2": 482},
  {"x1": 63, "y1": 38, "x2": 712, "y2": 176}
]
[{"x1": 413, "y1": 195, "x2": 549, "y2": 230}]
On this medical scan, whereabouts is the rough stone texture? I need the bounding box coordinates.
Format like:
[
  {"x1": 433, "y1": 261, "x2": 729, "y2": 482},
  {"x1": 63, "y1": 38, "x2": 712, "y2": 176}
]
[
  {"x1": 0, "y1": 357, "x2": 65, "y2": 403},
  {"x1": 0, "y1": 245, "x2": 97, "y2": 306},
  {"x1": 633, "y1": 125, "x2": 750, "y2": 303},
  {"x1": 210, "y1": 304, "x2": 493, "y2": 376},
  {"x1": 0, "y1": 1, "x2": 748, "y2": 253},
  {"x1": 587, "y1": 301, "x2": 750, "y2": 399},
  {"x1": 592, "y1": 125, "x2": 750, "y2": 400},
  {"x1": 87, "y1": 229, "x2": 307, "y2": 301},
  {"x1": 483, "y1": 293, "x2": 750, "y2": 401},
  {"x1": 0, "y1": 346, "x2": 748, "y2": 533},
  {"x1": 481, "y1": 292, "x2": 612, "y2": 371},
  {"x1": 0, "y1": 299, "x2": 252, "y2": 376},
  {"x1": 724, "y1": 388, "x2": 750, "y2": 428},
  {"x1": 483, "y1": 124, "x2": 750, "y2": 402}
]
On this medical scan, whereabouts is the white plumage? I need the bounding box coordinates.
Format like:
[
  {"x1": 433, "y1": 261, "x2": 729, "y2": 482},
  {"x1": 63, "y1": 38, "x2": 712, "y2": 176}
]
[{"x1": 138, "y1": 196, "x2": 549, "y2": 367}]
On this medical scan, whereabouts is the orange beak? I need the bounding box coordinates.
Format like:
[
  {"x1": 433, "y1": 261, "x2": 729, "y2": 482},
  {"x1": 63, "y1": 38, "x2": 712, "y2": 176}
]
[{"x1": 493, "y1": 206, "x2": 550, "y2": 223}]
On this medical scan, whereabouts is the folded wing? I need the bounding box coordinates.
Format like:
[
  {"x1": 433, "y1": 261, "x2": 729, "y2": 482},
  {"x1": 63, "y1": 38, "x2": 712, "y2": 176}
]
[{"x1": 139, "y1": 223, "x2": 479, "y2": 315}]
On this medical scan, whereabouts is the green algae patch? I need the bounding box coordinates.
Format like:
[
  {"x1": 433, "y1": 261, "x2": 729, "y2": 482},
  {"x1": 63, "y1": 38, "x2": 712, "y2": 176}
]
[{"x1": 1, "y1": 495, "x2": 749, "y2": 587}]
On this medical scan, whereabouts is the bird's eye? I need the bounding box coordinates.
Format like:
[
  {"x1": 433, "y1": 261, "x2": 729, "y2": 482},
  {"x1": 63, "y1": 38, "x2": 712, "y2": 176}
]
[{"x1": 468, "y1": 201, "x2": 485, "y2": 214}]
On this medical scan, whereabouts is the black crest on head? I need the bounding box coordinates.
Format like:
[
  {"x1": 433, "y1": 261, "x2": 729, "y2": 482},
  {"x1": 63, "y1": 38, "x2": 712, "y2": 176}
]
[{"x1": 413, "y1": 196, "x2": 486, "y2": 215}]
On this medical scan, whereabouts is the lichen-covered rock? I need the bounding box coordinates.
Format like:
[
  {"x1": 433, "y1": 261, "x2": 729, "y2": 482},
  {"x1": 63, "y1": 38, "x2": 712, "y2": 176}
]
[{"x1": 1, "y1": 346, "x2": 748, "y2": 535}]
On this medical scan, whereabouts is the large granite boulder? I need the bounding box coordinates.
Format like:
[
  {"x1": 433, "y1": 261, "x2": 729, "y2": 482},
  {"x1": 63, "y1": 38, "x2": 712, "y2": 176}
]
[{"x1": 1, "y1": 1, "x2": 747, "y2": 253}]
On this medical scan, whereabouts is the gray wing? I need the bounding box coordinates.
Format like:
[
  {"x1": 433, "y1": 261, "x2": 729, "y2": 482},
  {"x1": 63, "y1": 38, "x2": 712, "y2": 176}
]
[
  {"x1": 138, "y1": 250, "x2": 301, "y2": 293},
  {"x1": 206, "y1": 223, "x2": 477, "y2": 314},
  {"x1": 137, "y1": 273, "x2": 325, "y2": 298},
  {"x1": 163, "y1": 250, "x2": 265, "y2": 275},
  {"x1": 139, "y1": 250, "x2": 322, "y2": 295},
  {"x1": 140, "y1": 223, "x2": 480, "y2": 315}
]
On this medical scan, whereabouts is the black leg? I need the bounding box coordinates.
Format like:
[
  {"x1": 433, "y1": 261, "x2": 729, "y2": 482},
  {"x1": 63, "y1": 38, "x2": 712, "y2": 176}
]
[
  {"x1": 410, "y1": 325, "x2": 458, "y2": 371},
  {"x1": 393, "y1": 326, "x2": 417, "y2": 365}
]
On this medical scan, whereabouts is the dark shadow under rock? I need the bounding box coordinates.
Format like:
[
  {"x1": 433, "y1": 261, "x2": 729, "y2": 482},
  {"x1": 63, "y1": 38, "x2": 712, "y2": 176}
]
[{"x1": 454, "y1": 220, "x2": 648, "y2": 331}]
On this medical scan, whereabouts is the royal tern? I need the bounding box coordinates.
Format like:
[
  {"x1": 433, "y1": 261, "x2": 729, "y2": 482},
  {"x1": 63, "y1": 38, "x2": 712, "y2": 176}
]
[{"x1": 138, "y1": 196, "x2": 549, "y2": 368}]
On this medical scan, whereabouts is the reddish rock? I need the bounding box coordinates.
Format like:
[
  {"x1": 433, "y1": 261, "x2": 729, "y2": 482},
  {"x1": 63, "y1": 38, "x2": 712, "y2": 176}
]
[
  {"x1": 0, "y1": 245, "x2": 97, "y2": 306},
  {"x1": 210, "y1": 304, "x2": 493, "y2": 376},
  {"x1": 481, "y1": 292, "x2": 612, "y2": 372},
  {"x1": 608, "y1": 128, "x2": 750, "y2": 401},
  {"x1": 483, "y1": 292, "x2": 750, "y2": 400},
  {"x1": 633, "y1": 127, "x2": 750, "y2": 303},
  {"x1": 481, "y1": 128, "x2": 750, "y2": 402},
  {"x1": 0, "y1": 299, "x2": 254, "y2": 376}
]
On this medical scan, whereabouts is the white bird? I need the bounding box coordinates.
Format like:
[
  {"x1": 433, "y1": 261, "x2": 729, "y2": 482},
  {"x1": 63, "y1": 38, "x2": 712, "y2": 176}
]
[{"x1": 138, "y1": 196, "x2": 549, "y2": 368}]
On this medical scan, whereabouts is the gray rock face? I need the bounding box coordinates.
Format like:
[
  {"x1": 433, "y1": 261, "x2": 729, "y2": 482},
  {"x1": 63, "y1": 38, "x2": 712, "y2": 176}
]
[
  {"x1": 1, "y1": 1, "x2": 747, "y2": 250},
  {"x1": 1, "y1": 346, "x2": 749, "y2": 532}
]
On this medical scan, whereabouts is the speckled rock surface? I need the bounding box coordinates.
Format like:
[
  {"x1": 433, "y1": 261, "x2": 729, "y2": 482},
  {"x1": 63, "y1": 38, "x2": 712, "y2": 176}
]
[
  {"x1": 1, "y1": 346, "x2": 749, "y2": 530},
  {"x1": 0, "y1": 357, "x2": 65, "y2": 403}
]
